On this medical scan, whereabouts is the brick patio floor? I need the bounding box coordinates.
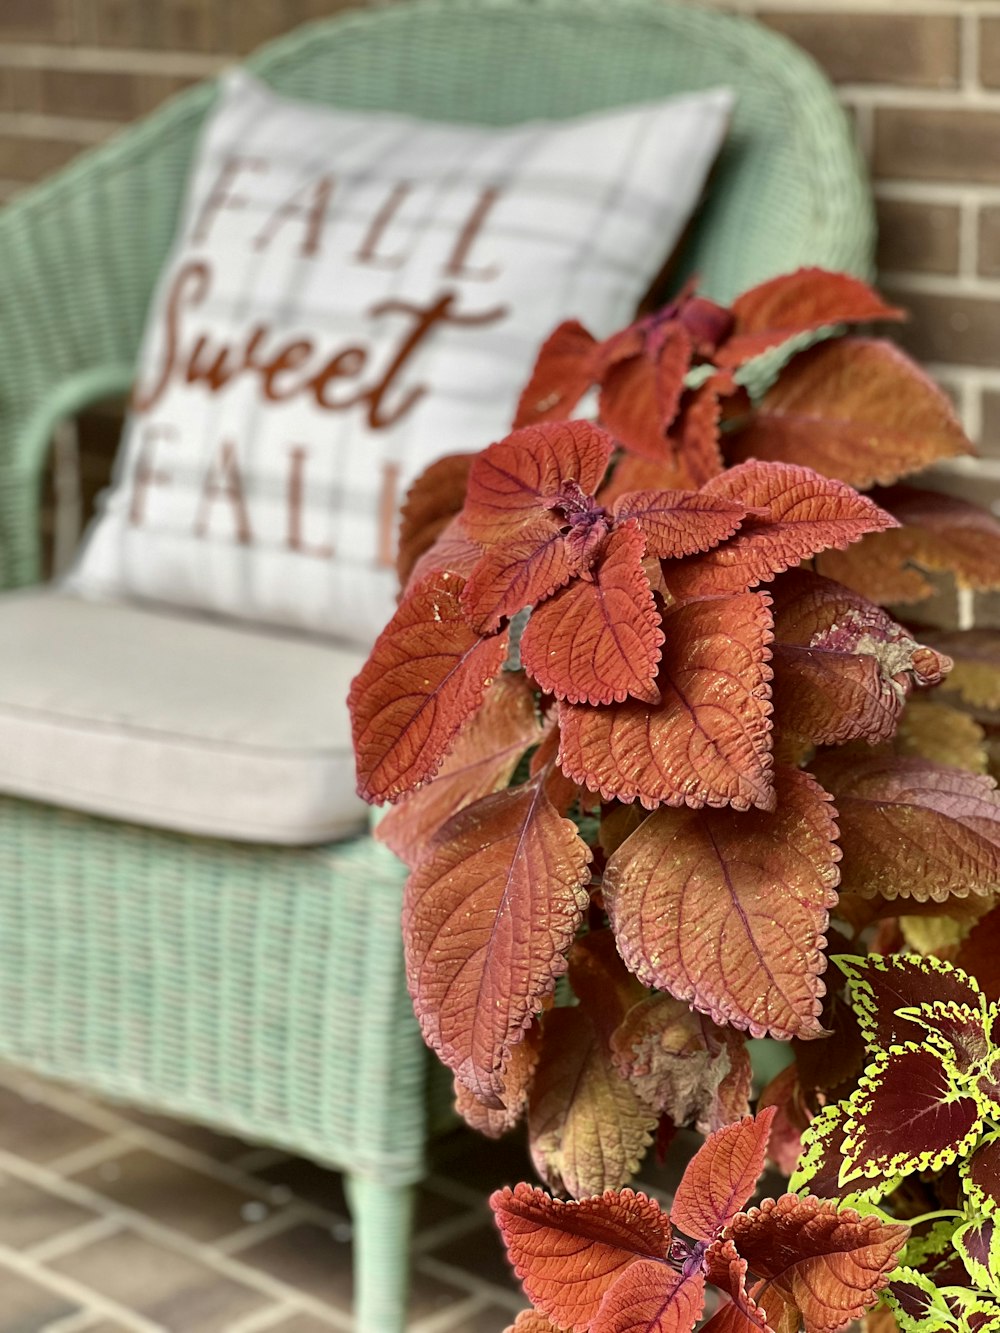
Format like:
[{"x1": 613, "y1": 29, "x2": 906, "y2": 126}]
[{"x1": 0, "y1": 1061, "x2": 708, "y2": 1331}]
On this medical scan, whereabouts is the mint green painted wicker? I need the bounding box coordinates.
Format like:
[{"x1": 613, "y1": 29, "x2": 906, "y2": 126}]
[{"x1": 0, "y1": 2, "x2": 872, "y2": 1328}]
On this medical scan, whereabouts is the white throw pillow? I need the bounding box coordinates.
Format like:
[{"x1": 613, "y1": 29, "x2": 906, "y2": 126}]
[{"x1": 69, "y1": 71, "x2": 733, "y2": 645}]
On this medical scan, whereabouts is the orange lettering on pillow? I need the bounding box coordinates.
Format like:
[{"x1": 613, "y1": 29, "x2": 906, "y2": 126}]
[
  {"x1": 253, "y1": 173, "x2": 335, "y2": 258},
  {"x1": 364, "y1": 291, "x2": 508, "y2": 429},
  {"x1": 191, "y1": 156, "x2": 267, "y2": 245},
  {"x1": 287, "y1": 447, "x2": 334, "y2": 558},
  {"x1": 129, "y1": 423, "x2": 176, "y2": 526},
  {"x1": 444, "y1": 186, "x2": 501, "y2": 281},
  {"x1": 195, "y1": 439, "x2": 253, "y2": 544},
  {"x1": 132, "y1": 262, "x2": 210, "y2": 413},
  {"x1": 355, "y1": 182, "x2": 412, "y2": 269}
]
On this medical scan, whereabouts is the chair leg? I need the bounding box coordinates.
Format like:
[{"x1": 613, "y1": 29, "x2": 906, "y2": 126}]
[{"x1": 345, "y1": 1173, "x2": 415, "y2": 1333}]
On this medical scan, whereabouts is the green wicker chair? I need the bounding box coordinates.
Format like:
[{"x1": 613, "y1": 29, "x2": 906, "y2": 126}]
[{"x1": 0, "y1": 1, "x2": 872, "y2": 1327}]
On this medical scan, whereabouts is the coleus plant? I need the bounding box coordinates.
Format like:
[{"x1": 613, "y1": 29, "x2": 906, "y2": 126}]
[
  {"x1": 347, "y1": 267, "x2": 1000, "y2": 1325},
  {"x1": 789, "y1": 952, "x2": 1000, "y2": 1330}
]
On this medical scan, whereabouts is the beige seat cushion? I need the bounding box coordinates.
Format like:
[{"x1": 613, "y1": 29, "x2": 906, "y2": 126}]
[{"x1": 0, "y1": 590, "x2": 369, "y2": 845}]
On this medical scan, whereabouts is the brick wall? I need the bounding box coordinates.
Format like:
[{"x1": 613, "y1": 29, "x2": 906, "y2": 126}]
[{"x1": 2, "y1": 0, "x2": 1000, "y2": 550}]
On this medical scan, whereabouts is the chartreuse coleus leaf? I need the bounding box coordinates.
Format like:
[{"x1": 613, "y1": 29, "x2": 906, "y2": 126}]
[
  {"x1": 963, "y1": 1134, "x2": 1000, "y2": 1219},
  {"x1": 955, "y1": 1215, "x2": 1000, "y2": 1299},
  {"x1": 835, "y1": 953, "x2": 984, "y2": 1054},
  {"x1": 940, "y1": 1289, "x2": 1000, "y2": 1333},
  {"x1": 792, "y1": 1102, "x2": 901, "y2": 1205},
  {"x1": 880, "y1": 1266, "x2": 954, "y2": 1333},
  {"x1": 839, "y1": 1042, "x2": 985, "y2": 1188}
]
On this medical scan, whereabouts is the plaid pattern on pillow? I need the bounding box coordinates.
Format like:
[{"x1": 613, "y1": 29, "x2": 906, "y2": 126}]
[{"x1": 69, "y1": 72, "x2": 733, "y2": 644}]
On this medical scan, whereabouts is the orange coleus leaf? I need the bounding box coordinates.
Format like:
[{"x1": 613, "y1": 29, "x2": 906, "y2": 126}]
[
  {"x1": 611, "y1": 489, "x2": 746, "y2": 559},
  {"x1": 463, "y1": 421, "x2": 613, "y2": 545},
  {"x1": 520, "y1": 521, "x2": 663, "y2": 705},
  {"x1": 599, "y1": 452, "x2": 697, "y2": 505},
  {"x1": 557, "y1": 592, "x2": 774, "y2": 811},
  {"x1": 405, "y1": 512, "x2": 482, "y2": 587},
  {"x1": 610, "y1": 993, "x2": 751, "y2": 1134},
  {"x1": 668, "y1": 383, "x2": 724, "y2": 488},
  {"x1": 701, "y1": 1241, "x2": 770, "y2": 1333},
  {"x1": 528, "y1": 935, "x2": 658, "y2": 1198},
  {"x1": 922, "y1": 626, "x2": 1000, "y2": 710},
  {"x1": 350, "y1": 573, "x2": 509, "y2": 802},
  {"x1": 403, "y1": 778, "x2": 591, "y2": 1105},
  {"x1": 592, "y1": 1261, "x2": 705, "y2": 1333},
  {"x1": 770, "y1": 570, "x2": 951, "y2": 747},
  {"x1": 811, "y1": 752, "x2": 1000, "y2": 903},
  {"x1": 726, "y1": 339, "x2": 969, "y2": 488},
  {"x1": 723, "y1": 1195, "x2": 908, "y2": 1333},
  {"x1": 514, "y1": 319, "x2": 600, "y2": 427},
  {"x1": 604, "y1": 766, "x2": 839, "y2": 1038},
  {"x1": 454, "y1": 1016, "x2": 543, "y2": 1139},
  {"x1": 716, "y1": 268, "x2": 905, "y2": 368},
  {"x1": 376, "y1": 672, "x2": 543, "y2": 865},
  {"x1": 490, "y1": 1183, "x2": 673, "y2": 1332},
  {"x1": 662, "y1": 461, "x2": 898, "y2": 600},
  {"x1": 396, "y1": 452, "x2": 474, "y2": 585},
  {"x1": 462, "y1": 527, "x2": 577, "y2": 633},
  {"x1": 599, "y1": 322, "x2": 692, "y2": 462},
  {"x1": 819, "y1": 485, "x2": 1000, "y2": 605},
  {"x1": 505, "y1": 1312, "x2": 563, "y2": 1333},
  {"x1": 671, "y1": 1110, "x2": 777, "y2": 1243}
]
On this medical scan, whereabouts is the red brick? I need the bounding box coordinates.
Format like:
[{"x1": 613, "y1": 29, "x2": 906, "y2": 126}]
[
  {"x1": 982, "y1": 17, "x2": 1000, "y2": 90},
  {"x1": 874, "y1": 107, "x2": 1000, "y2": 185},
  {"x1": 877, "y1": 198, "x2": 960, "y2": 275},
  {"x1": 980, "y1": 206, "x2": 1000, "y2": 279},
  {"x1": 882, "y1": 286, "x2": 1000, "y2": 370},
  {"x1": 759, "y1": 11, "x2": 959, "y2": 88}
]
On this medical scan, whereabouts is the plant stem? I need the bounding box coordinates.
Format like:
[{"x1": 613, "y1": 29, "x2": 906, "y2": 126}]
[{"x1": 903, "y1": 1208, "x2": 964, "y2": 1228}]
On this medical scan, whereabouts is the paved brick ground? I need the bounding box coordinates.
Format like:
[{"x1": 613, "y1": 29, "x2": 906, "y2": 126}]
[{"x1": 0, "y1": 1061, "x2": 540, "y2": 1331}]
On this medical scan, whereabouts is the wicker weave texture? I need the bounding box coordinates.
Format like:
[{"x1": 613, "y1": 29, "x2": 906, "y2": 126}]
[{"x1": 0, "y1": 796, "x2": 432, "y2": 1180}]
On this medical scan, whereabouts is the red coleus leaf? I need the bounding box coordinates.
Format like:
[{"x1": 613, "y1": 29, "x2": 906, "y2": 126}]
[
  {"x1": 611, "y1": 489, "x2": 746, "y2": 559},
  {"x1": 592, "y1": 1261, "x2": 705, "y2": 1333},
  {"x1": 726, "y1": 339, "x2": 969, "y2": 488},
  {"x1": 954, "y1": 1215, "x2": 1000, "y2": 1297},
  {"x1": 668, "y1": 383, "x2": 724, "y2": 489},
  {"x1": 963, "y1": 1134, "x2": 1000, "y2": 1217},
  {"x1": 811, "y1": 752, "x2": 1000, "y2": 902},
  {"x1": 490, "y1": 1183, "x2": 673, "y2": 1332},
  {"x1": 599, "y1": 322, "x2": 692, "y2": 462},
  {"x1": 403, "y1": 777, "x2": 591, "y2": 1105},
  {"x1": 662, "y1": 461, "x2": 898, "y2": 599},
  {"x1": 770, "y1": 571, "x2": 951, "y2": 747},
  {"x1": 520, "y1": 521, "x2": 663, "y2": 705},
  {"x1": 724, "y1": 1194, "x2": 908, "y2": 1333},
  {"x1": 881, "y1": 1267, "x2": 949, "y2": 1330},
  {"x1": 604, "y1": 766, "x2": 839, "y2": 1039},
  {"x1": 406, "y1": 513, "x2": 482, "y2": 587},
  {"x1": 670, "y1": 1110, "x2": 776, "y2": 1243},
  {"x1": 462, "y1": 527, "x2": 577, "y2": 633},
  {"x1": 958, "y1": 906, "x2": 1000, "y2": 1002},
  {"x1": 396, "y1": 452, "x2": 474, "y2": 585},
  {"x1": 790, "y1": 1103, "x2": 852, "y2": 1202},
  {"x1": 376, "y1": 672, "x2": 543, "y2": 865},
  {"x1": 350, "y1": 572, "x2": 509, "y2": 802},
  {"x1": 610, "y1": 994, "x2": 751, "y2": 1134},
  {"x1": 717, "y1": 268, "x2": 905, "y2": 368},
  {"x1": 515, "y1": 319, "x2": 600, "y2": 427},
  {"x1": 902, "y1": 998, "x2": 991, "y2": 1073},
  {"x1": 558, "y1": 592, "x2": 774, "y2": 811},
  {"x1": 836, "y1": 952, "x2": 983, "y2": 1052},
  {"x1": 528, "y1": 938, "x2": 658, "y2": 1198},
  {"x1": 840, "y1": 1043, "x2": 984, "y2": 1184},
  {"x1": 462, "y1": 421, "x2": 613, "y2": 545},
  {"x1": 701, "y1": 1242, "x2": 771, "y2": 1333},
  {"x1": 454, "y1": 1016, "x2": 543, "y2": 1140},
  {"x1": 505, "y1": 1312, "x2": 563, "y2": 1333}
]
